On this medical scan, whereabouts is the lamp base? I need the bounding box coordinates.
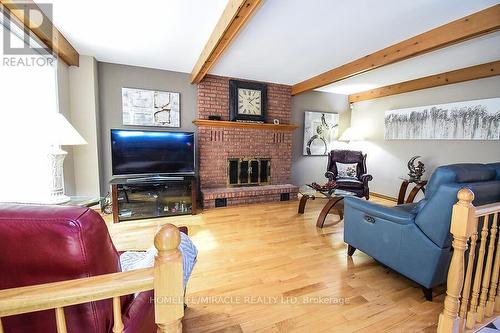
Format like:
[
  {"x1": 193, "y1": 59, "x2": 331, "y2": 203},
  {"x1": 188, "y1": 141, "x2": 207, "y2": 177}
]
[{"x1": 48, "y1": 146, "x2": 69, "y2": 203}]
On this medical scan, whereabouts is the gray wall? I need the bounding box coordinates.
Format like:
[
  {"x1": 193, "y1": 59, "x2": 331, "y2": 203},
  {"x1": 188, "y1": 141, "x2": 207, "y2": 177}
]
[
  {"x1": 69, "y1": 56, "x2": 101, "y2": 197},
  {"x1": 97, "y1": 62, "x2": 197, "y2": 195},
  {"x1": 57, "y1": 60, "x2": 76, "y2": 195},
  {"x1": 351, "y1": 76, "x2": 500, "y2": 198},
  {"x1": 291, "y1": 91, "x2": 350, "y2": 185}
]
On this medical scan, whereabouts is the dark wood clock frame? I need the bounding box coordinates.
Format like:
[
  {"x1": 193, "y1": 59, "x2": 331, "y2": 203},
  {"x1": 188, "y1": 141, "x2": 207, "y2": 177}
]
[{"x1": 229, "y1": 79, "x2": 267, "y2": 122}]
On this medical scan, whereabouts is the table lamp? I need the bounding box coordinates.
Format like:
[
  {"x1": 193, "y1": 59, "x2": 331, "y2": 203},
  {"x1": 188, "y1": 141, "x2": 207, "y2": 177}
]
[{"x1": 46, "y1": 113, "x2": 87, "y2": 204}]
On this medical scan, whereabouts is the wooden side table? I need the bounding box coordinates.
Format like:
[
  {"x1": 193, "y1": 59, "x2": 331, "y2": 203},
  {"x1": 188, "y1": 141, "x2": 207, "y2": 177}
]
[{"x1": 397, "y1": 179, "x2": 427, "y2": 204}]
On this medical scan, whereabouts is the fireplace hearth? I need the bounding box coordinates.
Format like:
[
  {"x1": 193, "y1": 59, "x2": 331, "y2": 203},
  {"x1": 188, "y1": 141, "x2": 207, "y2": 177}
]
[{"x1": 228, "y1": 158, "x2": 270, "y2": 186}]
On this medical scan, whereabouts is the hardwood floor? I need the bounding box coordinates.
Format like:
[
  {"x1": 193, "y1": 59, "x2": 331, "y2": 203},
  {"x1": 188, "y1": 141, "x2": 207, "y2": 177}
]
[{"x1": 107, "y1": 197, "x2": 445, "y2": 332}]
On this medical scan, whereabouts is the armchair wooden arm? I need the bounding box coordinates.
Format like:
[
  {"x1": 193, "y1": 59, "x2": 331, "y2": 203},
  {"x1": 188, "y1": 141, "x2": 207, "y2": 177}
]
[{"x1": 0, "y1": 224, "x2": 184, "y2": 333}]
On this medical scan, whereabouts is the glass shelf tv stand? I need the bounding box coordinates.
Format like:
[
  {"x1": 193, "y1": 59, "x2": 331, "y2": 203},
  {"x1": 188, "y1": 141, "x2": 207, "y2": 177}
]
[{"x1": 110, "y1": 176, "x2": 197, "y2": 223}]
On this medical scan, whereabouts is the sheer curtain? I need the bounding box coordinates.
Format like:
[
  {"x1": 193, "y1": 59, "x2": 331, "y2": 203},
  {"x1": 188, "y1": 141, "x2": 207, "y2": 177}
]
[{"x1": 0, "y1": 12, "x2": 60, "y2": 202}]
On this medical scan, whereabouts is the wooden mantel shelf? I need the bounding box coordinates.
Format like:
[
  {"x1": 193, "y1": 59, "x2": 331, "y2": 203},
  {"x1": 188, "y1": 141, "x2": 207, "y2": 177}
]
[{"x1": 193, "y1": 119, "x2": 299, "y2": 131}]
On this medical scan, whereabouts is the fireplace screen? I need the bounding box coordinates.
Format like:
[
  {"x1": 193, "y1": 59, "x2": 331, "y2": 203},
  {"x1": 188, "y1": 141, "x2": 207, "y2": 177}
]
[{"x1": 228, "y1": 158, "x2": 271, "y2": 186}]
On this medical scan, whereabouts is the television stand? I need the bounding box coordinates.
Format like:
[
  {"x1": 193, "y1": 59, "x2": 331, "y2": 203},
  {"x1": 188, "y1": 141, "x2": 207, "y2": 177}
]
[{"x1": 110, "y1": 176, "x2": 197, "y2": 223}]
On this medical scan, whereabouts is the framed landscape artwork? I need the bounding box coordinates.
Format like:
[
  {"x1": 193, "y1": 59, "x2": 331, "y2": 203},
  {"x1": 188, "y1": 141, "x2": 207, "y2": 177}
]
[
  {"x1": 303, "y1": 111, "x2": 339, "y2": 156},
  {"x1": 385, "y1": 97, "x2": 500, "y2": 140},
  {"x1": 122, "y1": 87, "x2": 180, "y2": 127}
]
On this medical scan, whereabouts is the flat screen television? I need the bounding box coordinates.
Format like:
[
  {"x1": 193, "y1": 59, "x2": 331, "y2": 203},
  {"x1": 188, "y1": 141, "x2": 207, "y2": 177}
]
[{"x1": 111, "y1": 129, "x2": 195, "y2": 176}]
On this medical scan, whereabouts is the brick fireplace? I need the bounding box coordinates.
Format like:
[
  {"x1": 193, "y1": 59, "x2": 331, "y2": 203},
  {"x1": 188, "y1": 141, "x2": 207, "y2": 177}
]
[{"x1": 195, "y1": 75, "x2": 299, "y2": 208}]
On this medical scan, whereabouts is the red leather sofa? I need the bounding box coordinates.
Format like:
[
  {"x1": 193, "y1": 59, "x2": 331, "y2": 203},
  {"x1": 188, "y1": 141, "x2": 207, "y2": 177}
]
[{"x1": 0, "y1": 204, "x2": 158, "y2": 333}]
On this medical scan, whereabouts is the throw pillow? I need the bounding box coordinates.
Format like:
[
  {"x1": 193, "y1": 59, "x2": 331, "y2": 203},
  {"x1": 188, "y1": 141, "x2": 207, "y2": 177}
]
[{"x1": 336, "y1": 162, "x2": 358, "y2": 179}]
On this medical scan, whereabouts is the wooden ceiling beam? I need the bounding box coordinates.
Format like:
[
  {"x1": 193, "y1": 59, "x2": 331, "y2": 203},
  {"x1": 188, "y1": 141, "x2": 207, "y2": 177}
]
[
  {"x1": 191, "y1": 0, "x2": 262, "y2": 83},
  {"x1": 348, "y1": 61, "x2": 500, "y2": 103},
  {"x1": 0, "y1": 0, "x2": 79, "y2": 66},
  {"x1": 292, "y1": 4, "x2": 500, "y2": 95}
]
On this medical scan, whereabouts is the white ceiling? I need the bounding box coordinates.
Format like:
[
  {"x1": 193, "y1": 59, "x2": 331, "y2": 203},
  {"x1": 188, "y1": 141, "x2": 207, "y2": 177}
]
[
  {"x1": 211, "y1": 0, "x2": 499, "y2": 86},
  {"x1": 37, "y1": 0, "x2": 499, "y2": 94},
  {"x1": 41, "y1": 0, "x2": 228, "y2": 73}
]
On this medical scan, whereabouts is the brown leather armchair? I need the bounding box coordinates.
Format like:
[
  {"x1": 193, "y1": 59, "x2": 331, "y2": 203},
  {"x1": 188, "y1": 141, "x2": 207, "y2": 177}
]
[
  {"x1": 325, "y1": 149, "x2": 372, "y2": 199},
  {"x1": 0, "y1": 204, "x2": 182, "y2": 333}
]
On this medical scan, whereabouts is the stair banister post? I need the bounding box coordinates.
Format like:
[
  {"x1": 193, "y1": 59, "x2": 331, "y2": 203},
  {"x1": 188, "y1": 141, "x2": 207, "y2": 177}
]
[
  {"x1": 482, "y1": 213, "x2": 498, "y2": 318},
  {"x1": 154, "y1": 224, "x2": 184, "y2": 333},
  {"x1": 438, "y1": 188, "x2": 476, "y2": 333},
  {"x1": 485, "y1": 218, "x2": 500, "y2": 316}
]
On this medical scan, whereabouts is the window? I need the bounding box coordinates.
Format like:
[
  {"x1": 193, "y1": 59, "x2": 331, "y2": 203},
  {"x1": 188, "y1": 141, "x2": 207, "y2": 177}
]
[{"x1": 0, "y1": 11, "x2": 60, "y2": 202}]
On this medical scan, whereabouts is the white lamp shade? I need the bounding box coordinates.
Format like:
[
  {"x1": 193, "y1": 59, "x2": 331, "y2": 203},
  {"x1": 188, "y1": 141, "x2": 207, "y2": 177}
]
[
  {"x1": 46, "y1": 113, "x2": 87, "y2": 146},
  {"x1": 338, "y1": 127, "x2": 364, "y2": 142}
]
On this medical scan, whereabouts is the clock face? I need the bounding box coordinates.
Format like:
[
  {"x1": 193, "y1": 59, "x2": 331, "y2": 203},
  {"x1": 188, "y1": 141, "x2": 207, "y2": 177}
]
[{"x1": 238, "y1": 88, "x2": 262, "y2": 115}]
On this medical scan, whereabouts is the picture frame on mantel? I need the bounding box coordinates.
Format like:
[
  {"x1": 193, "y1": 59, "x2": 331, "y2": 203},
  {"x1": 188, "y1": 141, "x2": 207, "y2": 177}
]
[
  {"x1": 122, "y1": 87, "x2": 181, "y2": 128},
  {"x1": 229, "y1": 79, "x2": 267, "y2": 123}
]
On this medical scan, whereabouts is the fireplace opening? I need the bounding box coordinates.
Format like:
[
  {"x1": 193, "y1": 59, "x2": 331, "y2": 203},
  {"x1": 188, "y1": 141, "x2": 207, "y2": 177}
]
[{"x1": 228, "y1": 158, "x2": 271, "y2": 186}]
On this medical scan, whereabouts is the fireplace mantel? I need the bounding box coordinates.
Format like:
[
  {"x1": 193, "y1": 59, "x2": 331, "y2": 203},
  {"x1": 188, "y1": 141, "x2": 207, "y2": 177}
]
[{"x1": 193, "y1": 119, "x2": 298, "y2": 131}]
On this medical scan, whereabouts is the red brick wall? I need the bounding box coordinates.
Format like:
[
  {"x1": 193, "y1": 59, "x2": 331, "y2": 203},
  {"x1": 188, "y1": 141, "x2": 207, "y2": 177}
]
[
  {"x1": 198, "y1": 126, "x2": 292, "y2": 188},
  {"x1": 198, "y1": 75, "x2": 291, "y2": 124},
  {"x1": 197, "y1": 75, "x2": 293, "y2": 189}
]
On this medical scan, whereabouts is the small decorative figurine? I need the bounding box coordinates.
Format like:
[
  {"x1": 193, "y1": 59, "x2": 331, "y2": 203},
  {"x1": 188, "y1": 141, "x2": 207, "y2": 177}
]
[{"x1": 408, "y1": 156, "x2": 425, "y2": 183}]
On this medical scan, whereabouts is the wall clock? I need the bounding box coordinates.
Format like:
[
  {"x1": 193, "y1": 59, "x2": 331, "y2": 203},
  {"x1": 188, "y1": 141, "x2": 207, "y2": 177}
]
[{"x1": 229, "y1": 79, "x2": 267, "y2": 122}]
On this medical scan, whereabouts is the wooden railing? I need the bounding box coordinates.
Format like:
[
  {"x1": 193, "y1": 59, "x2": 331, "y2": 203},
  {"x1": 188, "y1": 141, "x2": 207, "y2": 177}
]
[
  {"x1": 438, "y1": 189, "x2": 500, "y2": 333},
  {"x1": 0, "y1": 223, "x2": 184, "y2": 333}
]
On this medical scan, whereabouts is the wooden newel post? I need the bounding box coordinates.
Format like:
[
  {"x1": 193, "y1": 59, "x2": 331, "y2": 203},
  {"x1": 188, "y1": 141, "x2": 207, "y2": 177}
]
[
  {"x1": 154, "y1": 224, "x2": 184, "y2": 333},
  {"x1": 438, "y1": 188, "x2": 475, "y2": 333}
]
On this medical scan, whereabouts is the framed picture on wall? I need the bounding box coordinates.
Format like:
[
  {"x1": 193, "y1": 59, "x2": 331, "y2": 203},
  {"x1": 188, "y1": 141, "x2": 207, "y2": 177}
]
[
  {"x1": 384, "y1": 97, "x2": 500, "y2": 140},
  {"x1": 122, "y1": 87, "x2": 180, "y2": 127},
  {"x1": 303, "y1": 111, "x2": 339, "y2": 156}
]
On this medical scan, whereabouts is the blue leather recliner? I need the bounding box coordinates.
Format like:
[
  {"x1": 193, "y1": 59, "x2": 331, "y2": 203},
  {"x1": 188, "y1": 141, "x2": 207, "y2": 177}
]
[{"x1": 343, "y1": 163, "x2": 500, "y2": 300}]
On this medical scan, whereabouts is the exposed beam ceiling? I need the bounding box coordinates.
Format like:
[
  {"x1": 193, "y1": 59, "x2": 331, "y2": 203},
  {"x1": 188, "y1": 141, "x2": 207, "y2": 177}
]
[
  {"x1": 0, "y1": 0, "x2": 79, "y2": 66},
  {"x1": 317, "y1": 32, "x2": 500, "y2": 96},
  {"x1": 191, "y1": 0, "x2": 262, "y2": 83},
  {"x1": 292, "y1": 4, "x2": 500, "y2": 95},
  {"x1": 348, "y1": 60, "x2": 500, "y2": 103}
]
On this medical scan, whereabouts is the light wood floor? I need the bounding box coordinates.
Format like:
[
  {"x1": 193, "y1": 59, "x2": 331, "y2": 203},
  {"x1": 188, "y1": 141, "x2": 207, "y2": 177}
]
[{"x1": 107, "y1": 197, "x2": 445, "y2": 332}]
